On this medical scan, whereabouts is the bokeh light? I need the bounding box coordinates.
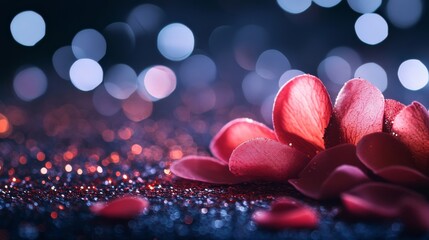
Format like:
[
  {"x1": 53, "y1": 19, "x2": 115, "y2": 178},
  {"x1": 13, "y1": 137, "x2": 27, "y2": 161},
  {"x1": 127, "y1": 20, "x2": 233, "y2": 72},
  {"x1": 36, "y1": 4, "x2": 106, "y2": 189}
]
[
  {"x1": 234, "y1": 25, "x2": 268, "y2": 70},
  {"x1": 260, "y1": 94, "x2": 276, "y2": 125},
  {"x1": 139, "y1": 65, "x2": 177, "y2": 100},
  {"x1": 277, "y1": 0, "x2": 312, "y2": 14},
  {"x1": 327, "y1": 46, "x2": 362, "y2": 71},
  {"x1": 104, "y1": 22, "x2": 135, "y2": 59},
  {"x1": 242, "y1": 72, "x2": 277, "y2": 105},
  {"x1": 13, "y1": 67, "x2": 48, "y2": 101},
  {"x1": 354, "y1": 62, "x2": 388, "y2": 92},
  {"x1": 256, "y1": 49, "x2": 290, "y2": 80},
  {"x1": 157, "y1": 23, "x2": 194, "y2": 61},
  {"x1": 398, "y1": 59, "x2": 429, "y2": 91},
  {"x1": 0, "y1": 113, "x2": 12, "y2": 138},
  {"x1": 122, "y1": 93, "x2": 153, "y2": 122},
  {"x1": 279, "y1": 69, "x2": 305, "y2": 87},
  {"x1": 71, "y1": 29, "x2": 107, "y2": 61},
  {"x1": 347, "y1": 0, "x2": 381, "y2": 13},
  {"x1": 127, "y1": 4, "x2": 164, "y2": 34},
  {"x1": 312, "y1": 0, "x2": 342, "y2": 8},
  {"x1": 354, "y1": 13, "x2": 388, "y2": 45},
  {"x1": 69, "y1": 59, "x2": 103, "y2": 91},
  {"x1": 52, "y1": 46, "x2": 76, "y2": 80},
  {"x1": 104, "y1": 64, "x2": 137, "y2": 99},
  {"x1": 386, "y1": 0, "x2": 423, "y2": 28},
  {"x1": 179, "y1": 54, "x2": 217, "y2": 88},
  {"x1": 10, "y1": 11, "x2": 46, "y2": 46},
  {"x1": 181, "y1": 87, "x2": 216, "y2": 114},
  {"x1": 92, "y1": 86, "x2": 121, "y2": 116},
  {"x1": 318, "y1": 56, "x2": 351, "y2": 85}
]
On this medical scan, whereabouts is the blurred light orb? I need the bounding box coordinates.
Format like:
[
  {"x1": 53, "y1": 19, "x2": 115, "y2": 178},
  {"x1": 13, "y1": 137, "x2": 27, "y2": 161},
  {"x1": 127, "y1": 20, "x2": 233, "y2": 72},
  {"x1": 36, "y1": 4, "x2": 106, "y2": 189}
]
[
  {"x1": 182, "y1": 87, "x2": 216, "y2": 114},
  {"x1": 327, "y1": 46, "x2": 362, "y2": 70},
  {"x1": 318, "y1": 56, "x2": 351, "y2": 85},
  {"x1": 104, "y1": 64, "x2": 137, "y2": 99},
  {"x1": 355, "y1": 62, "x2": 388, "y2": 92},
  {"x1": 256, "y1": 49, "x2": 290, "y2": 80},
  {"x1": 260, "y1": 94, "x2": 276, "y2": 125},
  {"x1": 279, "y1": 69, "x2": 305, "y2": 87},
  {"x1": 355, "y1": 13, "x2": 388, "y2": 45},
  {"x1": 52, "y1": 46, "x2": 76, "y2": 80},
  {"x1": 179, "y1": 54, "x2": 217, "y2": 87},
  {"x1": 398, "y1": 59, "x2": 429, "y2": 91},
  {"x1": 347, "y1": 0, "x2": 381, "y2": 13},
  {"x1": 312, "y1": 0, "x2": 342, "y2": 8},
  {"x1": 157, "y1": 23, "x2": 194, "y2": 61},
  {"x1": 234, "y1": 25, "x2": 268, "y2": 70},
  {"x1": 127, "y1": 4, "x2": 164, "y2": 34},
  {"x1": 72, "y1": 29, "x2": 107, "y2": 61},
  {"x1": 104, "y1": 22, "x2": 135, "y2": 58},
  {"x1": 277, "y1": 0, "x2": 312, "y2": 14},
  {"x1": 0, "y1": 113, "x2": 12, "y2": 138},
  {"x1": 10, "y1": 11, "x2": 46, "y2": 46},
  {"x1": 140, "y1": 65, "x2": 177, "y2": 100},
  {"x1": 69, "y1": 59, "x2": 103, "y2": 91},
  {"x1": 386, "y1": 0, "x2": 423, "y2": 28},
  {"x1": 92, "y1": 86, "x2": 122, "y2": 116},
  {"x1": 122, "y1": 94, "x2": 153, "y2": 122},
  {"x1": 13, "y1": 67, "x2": 48, "y2": 101},
  {"x1": 242, "y1": 72, "x2": 277, "y2": 105}
]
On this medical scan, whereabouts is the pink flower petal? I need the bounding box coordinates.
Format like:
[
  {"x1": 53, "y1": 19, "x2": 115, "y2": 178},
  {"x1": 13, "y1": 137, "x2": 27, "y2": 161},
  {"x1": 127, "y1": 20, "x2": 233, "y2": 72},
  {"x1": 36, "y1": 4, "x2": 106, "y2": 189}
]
[
  {"x1": 356, "y1": 132, "x2": 415, "y2": 171},
  {"x1": 400, "y1": 197, "x2": 429, "y2": 232},
  {"x1": 325, "y1": 79, "x2": 384, "y2": 147},
  {"x1": 383, "y1": 99, "x2": 405, "y2": 132},
  {"x1": 90, "y1": 196, "x2": 149, "y2": 219},
  {"x1": 341, "y1": 182, "x2": 425, "y2": 219},
  {"x1": 289, "y1": 144, "x2": 369, "y2": 199},
  {"x1": 229, "y1": 138, "x2": 309, "y2": 181},
  {"x1": 170, "y1": 155, "x2": 249, "y2": 184},
  {"x1": 375, "y1": 166, "x2": 429, "y2": 188},
  {"x1": 273, "y1": 74, "x2": 332, "y2": 157},
  {"x1": 210, "y1": 118, "x2": 276, "y2": 162},
  {"x1": 392, "y1": 102, "x2": 429, "y2": 174},
  {"x1": 252, "y1": 197, "x2": 319, "y2": 229}
]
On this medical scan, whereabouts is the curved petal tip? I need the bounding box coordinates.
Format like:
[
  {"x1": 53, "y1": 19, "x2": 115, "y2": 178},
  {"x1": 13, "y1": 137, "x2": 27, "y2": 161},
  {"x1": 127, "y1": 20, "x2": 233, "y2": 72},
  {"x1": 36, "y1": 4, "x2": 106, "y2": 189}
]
[{"x1": 90, "y1": 196, "x2": 149, "y2": 219}]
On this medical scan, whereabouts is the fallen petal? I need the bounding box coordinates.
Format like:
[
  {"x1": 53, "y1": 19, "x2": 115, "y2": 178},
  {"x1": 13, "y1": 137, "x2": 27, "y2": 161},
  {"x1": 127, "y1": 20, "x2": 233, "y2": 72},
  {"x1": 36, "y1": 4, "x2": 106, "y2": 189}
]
[
  {"x1": 170, "y1": 155, "x2": 249, "y2": 184},
  {"x1": 252, "y1": 197, "x2": 319, "y2": 229},
  {"x1": 325, "y1": 79, "x2": 384, "y2": 147},
  {"x1": 289, "y1": 144, "x2": 368, "y2": 199},
  {"x1": 356, "y1": 132, "x2": 415, "y2": 171},
  {"x1": 273, "y1": 74, "x2": 332, "y2": 157},
  {"x1": 375, "y1": 166, "x2": 429, "y2": 188},
  {"x1": 383, "y1": 99, "x2": 405, "y2": 133},
  {"x1": 229, "y1": 138, "x2": 309, "y2": 181},
  {"x1": 341, "y1": 182, "x2": 425, "y2": 219},
  {"x1": 90, "y1": 196, "x2": 149, "y2": 219},
  {"x1": 392, "y1": 102, "x2": 429, "y2": 174},
  {"x1": 210, "y1": 118, "x2": 276, "y2": 163}
]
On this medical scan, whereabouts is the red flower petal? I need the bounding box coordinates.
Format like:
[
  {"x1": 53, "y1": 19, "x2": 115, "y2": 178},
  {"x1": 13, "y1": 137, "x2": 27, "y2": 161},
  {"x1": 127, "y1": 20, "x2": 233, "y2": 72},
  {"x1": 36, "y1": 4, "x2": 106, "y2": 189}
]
[
  {"x1": 210, "y1": 118, "x2": 276, "y2": 163},
  {"x1": 289, "y1": 144, "x2": 368, "y2": 199},
  {"x1": 400, "y1": 197, "x2": 429, "y2": 232},
  {"x1": 325, "y1": 79, "x2": 384, "y2": 147},
  {"x1": 170, "y1": 155, "x2": 249, "y2": 184},
  {"x1": 273, "y1": 74, "x2": 332, "y2": 157},
  {"x1": 341, "y1": 182, "x2": 425, "y2": 219},
  {"x1": 252, "y1": 197, "x2": 319, "y2": 229},
  {"x1": 376, "y1": 166, "x2": 429, "y2": 188},
  {"x1": 356, "y1": 132, "x2": 415, "y2": 171},
  {"x1": 383, "y1": 99, "x2": 405, "y2": 132},
  {"x1": 90, "y1": 196, "x2": 149, "y2": 219},
  {"x1": 392, "y1": 102, "x2": 429, "y2": 174},
  {"x1": 229, "y1": 138, "x2": 309, "y2": 181}
]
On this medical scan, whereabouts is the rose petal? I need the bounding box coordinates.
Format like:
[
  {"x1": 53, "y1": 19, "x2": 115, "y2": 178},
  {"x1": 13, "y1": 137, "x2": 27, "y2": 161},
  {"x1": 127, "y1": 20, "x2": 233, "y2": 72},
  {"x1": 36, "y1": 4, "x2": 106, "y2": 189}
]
[
  {"x1": 273, "y1": 74, "x2": 332, "y2": 157},
  {"x1": 392, "y1": 102, "x2": 429, "y2": 174},
  {"x1": 252, "y1": 197, "x2": 319, "y2": 229},
  {"x1": 210, "y1": 118, "x2": 276, "y2": 162},
  {"x1": 90, "y1": 196, "x2": 149, "y2": 219},
  {"x1": 229, "y1": 138, "x2": 309, "y2": 181},
  {"x1": 341, "y1": 182, "x2": 425, "y2": 219},
  {"x1": 375, "y1": 166, "x2": 429, "y2": 188},
  {"x1": 356, "y1": 132, "x2": 415, "y2": 171},
  {"x1": 289, "y1": 144, "x2": 368, "y2": 199},
  {"x1": 325, "y1": 79, "x2": 384, "y2": 147},
  {"x1": 383, "y1": 99, "x2": 405, "y2": 133},
  {"x1": 170, "y1": 155, "x2": 249, "y2": 184},
  {"x1": 400, "y1": 197, "x2": 429, "y2": 232}
]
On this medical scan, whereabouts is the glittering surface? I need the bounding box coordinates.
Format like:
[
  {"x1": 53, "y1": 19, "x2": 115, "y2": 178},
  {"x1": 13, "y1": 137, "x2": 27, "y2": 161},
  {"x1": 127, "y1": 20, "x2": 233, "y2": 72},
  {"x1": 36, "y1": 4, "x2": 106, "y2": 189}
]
[{"x1": 0, "y1": 97, "x2": 426, "y2": 240}]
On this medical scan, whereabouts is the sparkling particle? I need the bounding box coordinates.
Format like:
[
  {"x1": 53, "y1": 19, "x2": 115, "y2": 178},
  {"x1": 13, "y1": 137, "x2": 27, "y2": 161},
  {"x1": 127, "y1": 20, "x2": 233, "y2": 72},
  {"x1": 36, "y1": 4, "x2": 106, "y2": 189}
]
[
  {"x1": 40, "y1": 167, "x2": 47, "y2": 175},
  {"x1": 157, "y1": 23, "x2": 194, "y2": 61},
  {"x1": 354, "y1": 13, "x2": 388, "y2": 45},
  {"x1": 10, "y1": 11, "x2": 46, "y2": 46},
  {"x1": 398, "y1": 59, "x2": 429, "y2": 91}
]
